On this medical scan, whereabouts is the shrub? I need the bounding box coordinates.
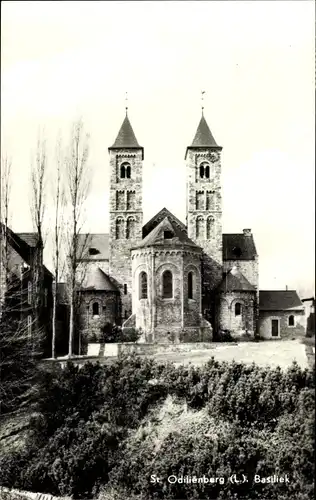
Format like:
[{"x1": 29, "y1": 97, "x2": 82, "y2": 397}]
[
  {"x1": 101, "y1": 323, "x2": 141, "y2": 343},
  {"x1": 0, "y1": 357, "x2": 314, "y2": 499},
  {"x1": 212, "y1": 329, "x2": 235, "y2": 342}
]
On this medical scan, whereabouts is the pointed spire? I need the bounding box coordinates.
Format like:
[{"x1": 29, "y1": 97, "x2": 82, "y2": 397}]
[
  {"x1": 185, "y1": 112, "x2": 222, "y2": 159},
  {"x1": 191, "y1": 114, "x2": 219, "y2": 148},
  {"x1": 110, "y1": 114, "x2": 141, "y2": 149}
]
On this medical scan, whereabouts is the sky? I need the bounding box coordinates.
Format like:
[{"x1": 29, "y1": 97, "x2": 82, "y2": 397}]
[{"x1": 1, "y1": 0, "x2": 315, "y2": 296}]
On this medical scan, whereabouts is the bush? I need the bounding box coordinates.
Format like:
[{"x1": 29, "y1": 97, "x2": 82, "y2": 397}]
[
  {"x1": 101, "y1": 323, "x2": 141, "y2": 343},
  {"x1": 212, "y1": 329, "x2": 235, "y2": 342},
  {"x1": 0, "y1": 356, "x2": 314, "y2": 499}
]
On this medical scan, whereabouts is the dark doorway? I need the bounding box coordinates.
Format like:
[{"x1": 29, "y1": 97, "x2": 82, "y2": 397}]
[{"x1": 271, "y1": 319, "x2": 279, "y2": 337}]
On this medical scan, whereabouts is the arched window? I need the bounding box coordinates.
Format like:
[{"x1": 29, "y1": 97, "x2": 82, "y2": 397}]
[
  {"x1": 126, "y1": 217, "x2": 136, "y2": 239},
  {"x1": 120, "y1": 162, "x2": 131, "y2": 179},
  {"x1": 188, "y1": 272, "x2": 193, "y2": 299},
  {"x1": 139, "y1": 272, "x2": 148, "y2": 299},
  {"x1": 288, "y1": 315, "x2": 295, "y2": 326},
  {"x1": 162, "y1": 270, "x2": 173, "y2": 298},
  {"x1": 206, "y1": 217, "x2": 214, "y2": 239},
  {"x1": 116, "y1": 218, "x2": 124, "y2": 239},
  {"x1": 199, "y1": 162, "x2": 211, "y2": 180},
  {"x1": 235, "y1": 303, "x2": 242, "y2": 316},
  {"x1": 92, "y1": 302, "x2": 99, "y2": 317},
  {"x1": 196, "y1": 216, "x2": 204, "y2": 239}
]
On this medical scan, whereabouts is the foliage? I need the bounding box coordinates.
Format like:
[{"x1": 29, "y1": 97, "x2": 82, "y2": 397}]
[
  {"x1": 0, "y1": 310, "x2": 43, "y2": 415},
  {"x1": 212, "y1": 329, "x2": 235, "y2": 342},
  {"x1": 101, "y1": 323, "x2": 141, "y2": 343},
  {"x1": 0, "y1": 356, "x2": 314, "y2": 499}
]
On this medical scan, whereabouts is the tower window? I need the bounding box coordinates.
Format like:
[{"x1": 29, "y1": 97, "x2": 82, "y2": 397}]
[
  {"x1": 188, "y1": 272, "x2": 193, "y2": 299},
  {"x1": 139, "y1": 272, "x2": 148, "y2": 299},
  {"x1": 288, "y1": 315, "x2": 295, "y2": 326},
  {"x1": 126, "y1": 217, "x2": 136, "y2": 239},
  {"x1": 206, "y1": 217, "x2": 214, "y2": 239},
  {"x1": 206, "y1": 191, "x2": 214, "y2": 211},
  {"x1": 126, "y1": 191, "x2": 136, "y2": 210},
  {"x1": 120, "y1": 162, "x2": 131, "y2": 179},
  {"x1": 196, "y1": 191, "x2": 204, "y2": 210},
  {"x1": 116, "y1": 191, "x2": 125, "y2": 210},
  {"x1": 116, "y1": 217, "x2": 124, "y2": 239},
  {"x1": 199, "y1": 161, "x2": 211, "y2": 180},
  {"x1": 124, "y1": 284, "x2": 127, "y2": 295},
  {"x1": 235, "y1": 303, "x2": 242, "y2": 316},
  {"x1": 196, "y1": 216, "x2": 204, "y2": 239},
  {"x1": 92, "y1": 302, "x2": 99, "y2": 317},
  {"x1": 162, "y1": 270, "x2": 173, "y2": 299}
]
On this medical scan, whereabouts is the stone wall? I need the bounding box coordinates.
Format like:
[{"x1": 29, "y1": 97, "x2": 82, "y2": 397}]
[
  {"x1": 218, "y1": 291, "x2": 256, "y2": 335},
  {"x1": 186, "y1": 148, "x2": 223, "y2": 289},
  {"x1": 131, "y1": 246, "x2": 204, "y2": 342},
  {"x1": 108, "y1": 148, "x2": 143, "y2": 323},
  {"x1": 258, "y1": 310, "x2": 305, "y2": 339},
  {"x1": 79, "y1": 291, "x2": 118, "y2": 341}
]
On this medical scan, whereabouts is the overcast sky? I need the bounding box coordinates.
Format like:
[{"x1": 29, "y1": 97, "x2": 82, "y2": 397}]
[{"x1": 1, "y1": 0, "x2": 315, "y2": 295}]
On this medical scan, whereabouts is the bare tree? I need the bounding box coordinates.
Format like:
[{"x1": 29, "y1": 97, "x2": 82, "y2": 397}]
[
  {"x1": 65, "y1": 119, "x2": 91, "y2": 357},
  {"x1": 30, "y1": 130, "x2": 47, "y2": 333},
  {"x1": 0, "y1": 153, "x2": 12, "y2": 306},
  {"x1": 51, "y1": 134, "x2": 66, "y2": 359}
]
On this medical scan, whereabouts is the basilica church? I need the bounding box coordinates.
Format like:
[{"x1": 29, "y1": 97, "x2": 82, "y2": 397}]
[{"x1": 77, "y1": 111, "x2": 260, "y2": 343}]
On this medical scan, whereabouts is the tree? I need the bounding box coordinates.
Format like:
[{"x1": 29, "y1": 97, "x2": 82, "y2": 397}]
[
  {"x1": 51, "y1": 135, "x2": 66, "y2": 359},
  {"x1": 30, "y1": 130, "x2": 47, "y2": 333},
  {"x1": 0, "y1": 153, "x2": 12, "y2": 312},
  {"x1": 64, "y1": 119, "x2": 91, "y2": 357}
]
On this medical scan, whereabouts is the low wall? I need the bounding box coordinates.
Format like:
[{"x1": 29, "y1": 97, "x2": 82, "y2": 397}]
[
  {"x1": 87, "y1": 341, "x2": 218, "y2": 357},
  {"x1": 0, "y1": 486, "x2": 71, "y2": 500}
]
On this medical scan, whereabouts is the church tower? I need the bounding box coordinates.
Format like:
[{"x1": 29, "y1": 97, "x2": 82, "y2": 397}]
[
  {"x1": 185, "y1": 113, "x2": 223, "y2": 301},
  {"x1": 108, "y1": 112, "x2": 144, "y2": 323}
]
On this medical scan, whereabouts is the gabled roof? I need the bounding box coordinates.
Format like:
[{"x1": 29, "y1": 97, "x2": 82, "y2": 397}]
[
  {"x1": 259, "y1": 290, "x2": 304, "y2": 311},
  {"x1": 81, "y1": 267, "x2": 118, "y2": 292},
  {"x1": 134, "y1": 216, "x2": 201, "y2": 251},
  {"x1": 218, "y1": 267, "x2": 256, "y2": 293},
  {"x1": 108, "y1": 114, "x2": 143, "y2": 158},
  {"x1": 0, "y1": 224, "x2": 53, "y2": 278},
  {"x1": 77, "y1": 234, "x2": 110, "y2": 261},
  {"x1": 16, "y1": 233, "x2": 39, "y2": 247},
  {"x1": 142, "y1": 207, "x2": 187, "y2": 238},
  {"x1": 223, "y1": 233, "x2": 257, "y2": 261}
]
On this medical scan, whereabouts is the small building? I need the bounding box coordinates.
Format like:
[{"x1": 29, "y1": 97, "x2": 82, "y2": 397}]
[
  {"x1": 258, "y1": 290, "x2": 305, "y2": 339},
  {"x1": 0, "y1": 224, "x2": 53, "y2": 355},
  {"x1": 301, "y1": 297, "x2": 315, "y2": 336}
]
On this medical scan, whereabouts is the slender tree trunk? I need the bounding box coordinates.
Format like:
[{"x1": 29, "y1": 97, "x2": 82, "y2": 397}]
[{"x1": 65, "y1": 119, "x2": 90, "y2": 357}]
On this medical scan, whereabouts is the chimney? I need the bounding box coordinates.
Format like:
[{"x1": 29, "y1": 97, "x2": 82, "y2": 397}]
[
  {"x1": 243, "y1": 229, "x2": 251, "y2": 236},
  {"x1": 286, "y1": 285, "x2": 288, "y2": 291}
]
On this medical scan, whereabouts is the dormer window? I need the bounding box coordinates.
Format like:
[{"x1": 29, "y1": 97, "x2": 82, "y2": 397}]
[
  {"x1": 232, "y1": 247, "x2": 242, "y2": 258},
  {"x1": 163, "y1": 230, "x2": 174, "y2": 239},
  {"x1": 88, "y1": 247, "x2": 100, "y2": 256}
]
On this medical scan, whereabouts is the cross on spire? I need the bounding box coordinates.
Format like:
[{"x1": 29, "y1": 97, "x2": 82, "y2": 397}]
[
  {"x1": 201, "y1": 90, "x2": 205, "y2": 115},
  {"x1": 125, "y1": 91, "x2": 128, "y2": 114}
]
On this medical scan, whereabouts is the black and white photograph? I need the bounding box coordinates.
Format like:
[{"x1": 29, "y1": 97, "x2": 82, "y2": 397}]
[{"x1": 0, "y1": 1, "x2": 315, "y2": 499}]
